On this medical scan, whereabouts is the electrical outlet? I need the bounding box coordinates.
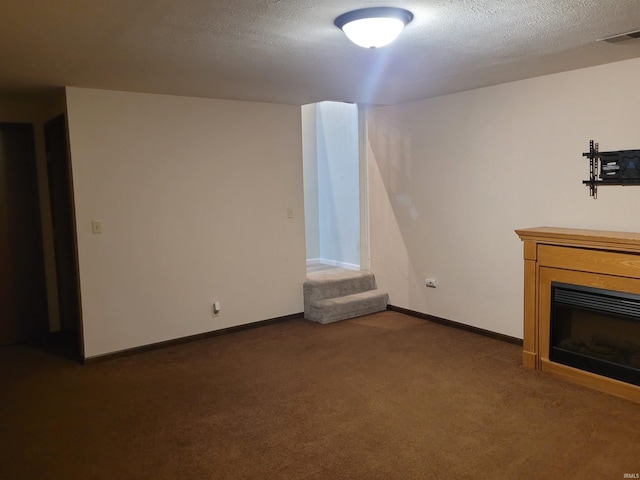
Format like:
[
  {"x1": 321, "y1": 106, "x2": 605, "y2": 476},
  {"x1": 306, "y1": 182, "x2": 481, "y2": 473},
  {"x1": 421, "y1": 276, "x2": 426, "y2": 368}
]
[
  {"x1": 212, "y1": 301, "x2": 221, "y2": 317},
  {"x1": 425, "y1": 278, "x2": 437, "y2": 288}
]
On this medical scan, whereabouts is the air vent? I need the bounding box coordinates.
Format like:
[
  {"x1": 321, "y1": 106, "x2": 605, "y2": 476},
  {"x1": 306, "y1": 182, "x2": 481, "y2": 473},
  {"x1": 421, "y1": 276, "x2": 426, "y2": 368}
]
[{"x1": 597, "y1": 29, "x2": 640, "y2": 43}]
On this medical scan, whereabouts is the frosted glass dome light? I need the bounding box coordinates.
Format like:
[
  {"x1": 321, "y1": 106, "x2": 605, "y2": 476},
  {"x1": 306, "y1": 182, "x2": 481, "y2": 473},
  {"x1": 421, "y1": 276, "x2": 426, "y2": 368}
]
[{"x1": 335, "y1": 7, "x2": 413, "y2": 49}]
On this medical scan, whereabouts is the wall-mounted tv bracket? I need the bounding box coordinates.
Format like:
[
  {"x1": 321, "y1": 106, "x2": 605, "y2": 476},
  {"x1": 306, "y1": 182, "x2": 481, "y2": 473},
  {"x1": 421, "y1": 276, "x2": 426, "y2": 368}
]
[{"x1": 582, "y1": 140, "x2": 640, "y2": 198}]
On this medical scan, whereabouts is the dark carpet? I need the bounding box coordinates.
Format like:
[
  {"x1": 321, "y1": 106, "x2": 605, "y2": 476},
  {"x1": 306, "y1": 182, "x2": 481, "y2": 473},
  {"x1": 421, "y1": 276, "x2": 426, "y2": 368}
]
[{"x1": 1, "y1": 311, "x2": 639, "y2": 479}]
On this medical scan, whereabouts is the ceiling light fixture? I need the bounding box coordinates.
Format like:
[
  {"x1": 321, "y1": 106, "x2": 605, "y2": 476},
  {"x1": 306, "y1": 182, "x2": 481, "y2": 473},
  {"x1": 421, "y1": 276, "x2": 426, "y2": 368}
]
[
  {"x1": 334, "y1": 7, "x2": 414, "y2": 49},
  {"x1": 597, "y1": 29, "x2": 640, "y2": 43}
]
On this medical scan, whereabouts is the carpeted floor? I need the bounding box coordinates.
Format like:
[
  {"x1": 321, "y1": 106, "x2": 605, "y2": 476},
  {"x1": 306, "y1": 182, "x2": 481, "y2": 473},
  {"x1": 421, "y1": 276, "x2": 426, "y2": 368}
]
[{"x1": 1, "y1": 311, "x2": 639, "y2": 480}]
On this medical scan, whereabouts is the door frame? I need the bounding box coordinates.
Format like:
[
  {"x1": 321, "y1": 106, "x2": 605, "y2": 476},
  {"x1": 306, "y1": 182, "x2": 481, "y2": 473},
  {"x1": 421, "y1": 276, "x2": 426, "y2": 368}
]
[
  {"x1": 44, "y1": 114, "x2": 84, "y2": 359},
  {"x1": 358, "y1": 105, "x2": 371, "y2": 271}
]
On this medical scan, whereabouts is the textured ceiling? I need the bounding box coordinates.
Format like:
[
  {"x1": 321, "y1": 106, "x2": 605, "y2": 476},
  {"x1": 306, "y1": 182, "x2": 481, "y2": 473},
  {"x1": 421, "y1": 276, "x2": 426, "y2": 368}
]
[{"x1": 2, "y1": 0, "x2": 640, "y2": 105}]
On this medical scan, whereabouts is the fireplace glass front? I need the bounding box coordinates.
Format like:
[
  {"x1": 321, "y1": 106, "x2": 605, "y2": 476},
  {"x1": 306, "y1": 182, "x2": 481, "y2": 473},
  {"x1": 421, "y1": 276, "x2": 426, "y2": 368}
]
[{"x1": 550, "y1": 282, "x2": 640, "y2": 386}]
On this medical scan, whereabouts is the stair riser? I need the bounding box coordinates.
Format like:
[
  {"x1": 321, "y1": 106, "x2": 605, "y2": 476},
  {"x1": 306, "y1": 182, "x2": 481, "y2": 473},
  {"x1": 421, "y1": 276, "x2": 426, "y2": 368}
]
[
  {"x1": 306, "y1": 295, "x2": 388, "y2": 324},
  {"x1": 306, "y1": 290, "x2": 389, "y2": 323},
  {"x1": 303, "y1": 275, "x2": 376, "y2": 302}
]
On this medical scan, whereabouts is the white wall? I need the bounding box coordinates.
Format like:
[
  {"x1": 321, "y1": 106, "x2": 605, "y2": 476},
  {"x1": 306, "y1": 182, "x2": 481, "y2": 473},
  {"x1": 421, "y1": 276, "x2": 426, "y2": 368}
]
[
  {"x1": 367, "y1": 57, "x2": 640, "y2": 339},
  {"x1": 317, "y1": 101, "x2": 360, "y2": 267},
  {"x1": 65, "y1": 87, "x2": 306, "y2": 358}
]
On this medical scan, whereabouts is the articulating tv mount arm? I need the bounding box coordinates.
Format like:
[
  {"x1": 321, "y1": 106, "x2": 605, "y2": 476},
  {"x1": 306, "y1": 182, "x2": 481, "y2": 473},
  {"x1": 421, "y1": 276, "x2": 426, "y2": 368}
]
[
  {"x1": 582, "y1": 140, "x2": 640, "y2": 198},
  {"x1": 583, "y1": 140, "x2": 599, "y2": 198}
]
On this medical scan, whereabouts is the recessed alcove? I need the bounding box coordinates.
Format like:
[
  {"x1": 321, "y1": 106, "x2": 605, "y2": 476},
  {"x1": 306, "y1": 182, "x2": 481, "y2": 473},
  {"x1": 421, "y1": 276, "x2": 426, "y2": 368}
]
[{"x1": 515, "y1": 227, "x2": 640, "y2": 403}]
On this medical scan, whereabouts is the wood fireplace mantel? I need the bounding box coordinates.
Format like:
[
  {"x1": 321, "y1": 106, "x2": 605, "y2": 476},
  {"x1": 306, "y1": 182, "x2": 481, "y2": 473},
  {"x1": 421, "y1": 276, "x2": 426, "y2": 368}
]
[{"x1": 515, "y1": 226, "x2": 640, "y2": 403}]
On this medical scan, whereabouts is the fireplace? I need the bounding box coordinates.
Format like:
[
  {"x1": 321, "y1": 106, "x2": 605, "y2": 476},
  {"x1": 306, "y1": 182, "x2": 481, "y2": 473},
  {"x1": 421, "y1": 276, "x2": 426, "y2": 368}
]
[
  {"x1": 515, "y1": 227, "x2": 640, "y2": 403},
  {"x1": 550, "y1": 282, "x2": 640, "y2": 386}
]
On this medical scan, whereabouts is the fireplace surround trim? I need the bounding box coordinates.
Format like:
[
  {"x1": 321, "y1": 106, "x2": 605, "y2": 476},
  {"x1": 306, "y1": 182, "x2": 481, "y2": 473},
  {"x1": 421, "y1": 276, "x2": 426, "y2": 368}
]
[{"x1": 515, "y1": 226, "x2": 640, "y2": 403}]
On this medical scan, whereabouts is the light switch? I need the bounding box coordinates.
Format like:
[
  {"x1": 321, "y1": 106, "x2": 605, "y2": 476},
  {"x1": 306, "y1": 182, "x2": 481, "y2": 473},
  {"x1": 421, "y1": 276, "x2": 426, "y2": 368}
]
[
  {"x1": 287, "y1": 208, "x2": 294, "y2": 219},
  {"x1": 92, "y1": 220, "x2": 102, "y2": 234}
]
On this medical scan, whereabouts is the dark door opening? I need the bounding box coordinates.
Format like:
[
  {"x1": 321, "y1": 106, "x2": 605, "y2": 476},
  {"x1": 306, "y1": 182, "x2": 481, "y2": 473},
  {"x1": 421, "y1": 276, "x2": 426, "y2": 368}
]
[
  {"x1": 45, "y1": 115, "x2": 82, "y2": 359},
  {"x1": 0, "y1": 123, "x2": 48, "y2": 346}
]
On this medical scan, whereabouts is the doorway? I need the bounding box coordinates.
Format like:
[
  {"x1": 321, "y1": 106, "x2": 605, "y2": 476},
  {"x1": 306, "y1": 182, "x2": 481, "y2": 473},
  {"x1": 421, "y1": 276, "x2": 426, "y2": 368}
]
[
  {"x1": 302, "y1": 101, "x2": 367, "y2": 272},
  {"x1": 0, "y1": 123, "x2": 49, "y2": 346}
]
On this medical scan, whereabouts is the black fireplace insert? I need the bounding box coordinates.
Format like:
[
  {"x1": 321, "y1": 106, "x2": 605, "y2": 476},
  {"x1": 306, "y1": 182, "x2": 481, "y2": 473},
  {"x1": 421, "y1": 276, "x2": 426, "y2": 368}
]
[{"x1": 550, "y1": 282, "x2": 640, "y2": 386}]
